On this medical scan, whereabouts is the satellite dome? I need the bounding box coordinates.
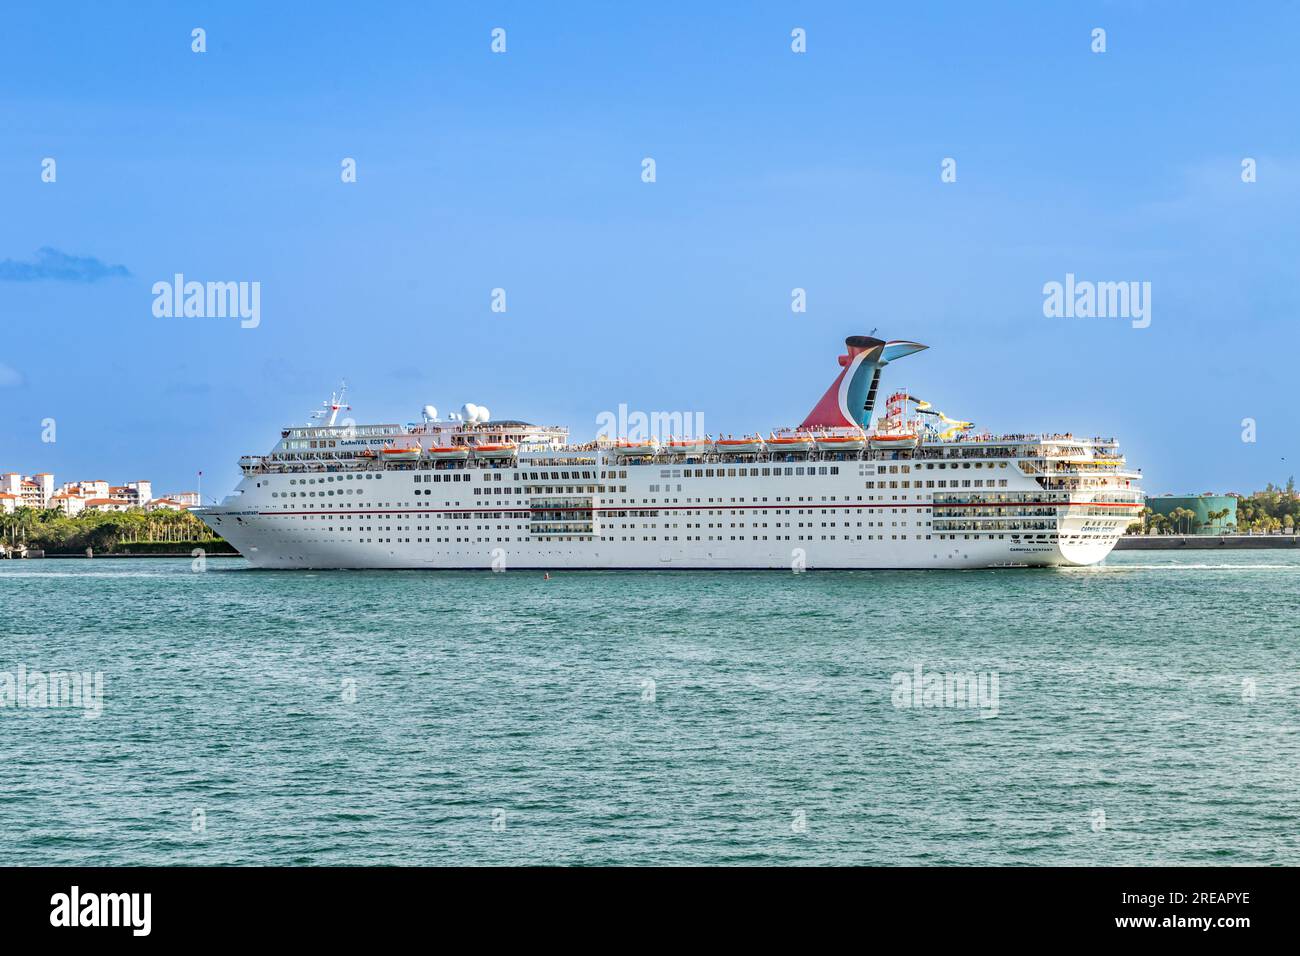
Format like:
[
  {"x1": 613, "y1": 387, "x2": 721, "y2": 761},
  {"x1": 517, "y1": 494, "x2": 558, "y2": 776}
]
[
  {"x1": 461, "y1": 403, "x2": 481, "y2": 423},
  {"x1": 422, "y1": 404, "x2": 438, "y2": 422},
  {"x1": 477, "y1": 406, "x2": 491, "y2": 423}
]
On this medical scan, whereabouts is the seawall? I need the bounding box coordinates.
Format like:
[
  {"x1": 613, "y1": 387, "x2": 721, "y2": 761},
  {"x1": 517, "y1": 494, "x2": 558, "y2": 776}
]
[{"x1": 1117, "y1": 535, "x2": 1300, "y2": 550}]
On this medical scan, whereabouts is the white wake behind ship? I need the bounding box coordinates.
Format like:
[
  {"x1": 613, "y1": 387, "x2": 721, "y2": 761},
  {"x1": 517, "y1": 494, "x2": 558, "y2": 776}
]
[{"x1": 197, "y1": 335, "x2": 1143, "y2": 570}]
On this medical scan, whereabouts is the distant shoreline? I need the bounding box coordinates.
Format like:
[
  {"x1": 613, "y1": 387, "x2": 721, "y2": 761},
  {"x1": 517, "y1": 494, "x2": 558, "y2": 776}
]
[
  {"x1": 36, "y1": 551, "x2": 240, "y2": 559},
  {"x1": 6, "y1": 542, "x2": 239, "y2": 559}
]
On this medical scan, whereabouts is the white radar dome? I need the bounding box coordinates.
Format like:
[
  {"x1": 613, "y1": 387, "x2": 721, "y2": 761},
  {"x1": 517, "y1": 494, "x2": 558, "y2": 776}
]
[
  {"x1": 422, "y1": 404, "x2": 438, "y2": 422},
  {"x1": 461, "y1": 403, "x2": 481, "y2": 423},
  {"x1": 477, "y1": 406, "x2": 491, "y2": 423}
]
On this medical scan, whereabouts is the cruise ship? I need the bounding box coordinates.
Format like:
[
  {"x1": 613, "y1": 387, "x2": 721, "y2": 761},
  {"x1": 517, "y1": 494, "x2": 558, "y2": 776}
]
[{"x1": 197, "y1": 336, "x2": 1143, "y2": 570}]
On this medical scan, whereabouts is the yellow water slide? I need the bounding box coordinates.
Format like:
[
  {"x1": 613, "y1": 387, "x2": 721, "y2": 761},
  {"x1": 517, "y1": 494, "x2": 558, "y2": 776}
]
[{"x1": 905, "y1": 396, "x2": 974, "y2": 440}]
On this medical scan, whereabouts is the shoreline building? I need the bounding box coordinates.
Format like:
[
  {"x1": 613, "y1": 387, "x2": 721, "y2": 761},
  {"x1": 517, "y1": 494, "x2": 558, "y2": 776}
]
[
  {"x1": 48, "y1": 491, "x2": 88, "y2": 516},
  {"x1": 1, "y1": 472, "x2": 54, "y2": 509},
  {"x1": 2, "y1": 472, "x2": 183, "y2": 515},
  {"x1": 146, "y1": 498, "x2": 189, "y2": 512},
  {"x1": 82, "y1": 498, "x2": 133, "y2": 513},
  {"x1": 108, "y1": 481, "x2": 153, "y2": 508}
]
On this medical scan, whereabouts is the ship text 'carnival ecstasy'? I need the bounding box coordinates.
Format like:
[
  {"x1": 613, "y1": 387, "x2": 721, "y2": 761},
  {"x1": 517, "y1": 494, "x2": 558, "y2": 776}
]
[{"x1": 198, "y1": 336, "x2": 1144, "y2": 570}]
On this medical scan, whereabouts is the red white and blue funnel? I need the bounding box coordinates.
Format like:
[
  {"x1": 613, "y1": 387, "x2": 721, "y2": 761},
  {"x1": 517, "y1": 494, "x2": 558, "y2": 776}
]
[{"x1": 799, "y1": 336, "x2": 928, "y2": 430}]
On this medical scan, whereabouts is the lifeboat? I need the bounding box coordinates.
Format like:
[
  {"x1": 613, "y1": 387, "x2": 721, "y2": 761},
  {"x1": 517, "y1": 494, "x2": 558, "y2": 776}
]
[
  {"x1": 715, "y1": 436, "x2": 765, "y2": 455},
  {"x1": 666, "y1": 439, "x2": 714, "y2": 455},
  {"x1": 610, "y1": 440, "x2": 659, "y2": 457},
  {"x1": 472, "y1": 443, "x2": 517, "y2": 458},
  {"x1": 426, "y1": 446, "x2": 470, "y2": 461},
  {"x1": 767, "y1": 434, "x2": 815, "y2": 453},
  {"x1": 815, "y1": 434, "x2": 866, "y2": 452},
  {"x1": 354, "y1": 450, "x2": 377, "y2": 459},
  {"x1": 868, "y1": 433, "x2": 919, "y2": 450},
  {"x1": 380, "y1": 446, "x2": 422, "y2": 461}
]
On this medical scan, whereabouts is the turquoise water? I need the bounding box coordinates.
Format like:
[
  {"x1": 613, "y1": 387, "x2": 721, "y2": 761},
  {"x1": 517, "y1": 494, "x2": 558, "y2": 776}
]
[{"x1": 1, "y1": 553, "x2": 1297, "y2": 865}]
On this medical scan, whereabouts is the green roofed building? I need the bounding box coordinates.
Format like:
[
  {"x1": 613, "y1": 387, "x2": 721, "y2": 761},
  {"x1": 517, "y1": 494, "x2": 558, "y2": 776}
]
[{"x1": 1146, "y1": 494, "x2": 1237, "y2": 534}]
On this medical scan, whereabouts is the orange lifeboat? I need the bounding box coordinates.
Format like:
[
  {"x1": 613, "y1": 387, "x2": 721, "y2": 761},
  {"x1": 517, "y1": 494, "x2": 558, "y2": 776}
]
[
  {"x1": 427, "y1": 446, "x2": 469, "y2": 461},
  {"x1": 814, "y1": 433, "x2": 866, "y2": 451},
  {"x1": 868, "y1": 433, "x2": 919, "y2": 450},
  {"x1": 667, "y1": 438, "x2": 714, "y2": 455},
  {"x1": 380, "y1": 446, "x2": 422, "y2": 461},
  {"x1": 715, "y1": 435, "x2": 765, "y2": 455},
  {"x1": 767, "y1": 434, "x2": 815, "y2": 453},
  {"x1": 473, "y1": 443, "x2": 517, "y2": 458},
  {"x1": 610, "y1": 440, "x2": 660, "y2": 457}
]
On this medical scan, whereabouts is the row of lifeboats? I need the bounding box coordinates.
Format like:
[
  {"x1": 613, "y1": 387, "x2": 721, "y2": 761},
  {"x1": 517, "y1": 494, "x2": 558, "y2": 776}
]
[
  {"x1": 356, "y1": 443, "x2": 519, "y2": 462},
  {"x1": 609, "y1": 432, "x2": 921, "y2": 457},
  {"x1": 355, "y1": 430, "x2": 924, "y2": 463}
]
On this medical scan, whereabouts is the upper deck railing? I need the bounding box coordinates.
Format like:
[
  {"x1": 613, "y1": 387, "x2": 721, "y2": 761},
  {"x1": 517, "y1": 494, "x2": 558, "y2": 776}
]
[{"x1": 237, "y1": 432, "x2": 1137, "y2": 483}]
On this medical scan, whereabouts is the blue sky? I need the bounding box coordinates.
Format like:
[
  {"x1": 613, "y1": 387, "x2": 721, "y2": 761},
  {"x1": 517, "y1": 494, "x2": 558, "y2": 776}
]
[{"x1": 2, "y1": 1, "x2": 1297, "y2": 498}]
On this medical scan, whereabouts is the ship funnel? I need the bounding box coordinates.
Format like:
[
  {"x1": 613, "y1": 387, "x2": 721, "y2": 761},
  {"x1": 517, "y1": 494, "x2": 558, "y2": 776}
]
[{"x1": 799, "y1": 336, "x2": 928, "y2": 429}]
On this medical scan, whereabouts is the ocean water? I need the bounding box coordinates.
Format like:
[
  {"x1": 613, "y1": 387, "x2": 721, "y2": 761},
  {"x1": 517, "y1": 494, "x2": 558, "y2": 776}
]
[{"x1": 1, "y1": 553, "x2": 1296, "y2": 866}]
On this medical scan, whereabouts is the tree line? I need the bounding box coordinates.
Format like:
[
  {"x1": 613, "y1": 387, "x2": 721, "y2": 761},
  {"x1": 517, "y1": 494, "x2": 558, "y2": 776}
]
[
  {"x1": 1126, "y1": 478, "x2": 1300, "y2": 535},
  {"x1": 1, "y1": 506, "x2": 226, "y2": 554}
]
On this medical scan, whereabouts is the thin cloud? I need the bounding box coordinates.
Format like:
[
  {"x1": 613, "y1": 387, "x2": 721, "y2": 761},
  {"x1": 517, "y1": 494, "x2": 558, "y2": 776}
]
[
  {"x1": 0, "y1": 247, "x2": 130, "y2": 282},
  {"x1": 0, "y1": 362, "x2": 24, "y2": 387}
]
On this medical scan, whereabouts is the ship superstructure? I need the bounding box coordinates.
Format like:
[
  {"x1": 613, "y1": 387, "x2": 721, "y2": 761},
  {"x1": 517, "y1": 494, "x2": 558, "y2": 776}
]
[{"x1": 197, "y1": 336, "x2": 1143, "y2": 570}]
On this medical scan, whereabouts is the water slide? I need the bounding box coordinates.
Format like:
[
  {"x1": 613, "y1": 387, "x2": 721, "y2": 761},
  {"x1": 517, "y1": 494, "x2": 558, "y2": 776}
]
[{"x1": 902, "y1": 395, "x2": 974, "y2": 440}]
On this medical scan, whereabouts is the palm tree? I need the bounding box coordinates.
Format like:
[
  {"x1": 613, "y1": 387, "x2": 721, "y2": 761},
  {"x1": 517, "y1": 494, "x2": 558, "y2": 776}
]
[
  {"x1": 1203, "y1": 508, "x2": 1227, "y2": 534},
  {"x1": 1138, "y1": 506, "x2": 1154, "y2": 534}
]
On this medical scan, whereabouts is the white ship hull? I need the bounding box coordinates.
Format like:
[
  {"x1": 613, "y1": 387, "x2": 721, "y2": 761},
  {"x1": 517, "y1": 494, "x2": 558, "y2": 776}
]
[
  {"x1": 200, "y1": 335, "x2": 1142, "y2": 570},
  {"x1": 197, "y1": 456, "x2": 1134, "y2": 571}
]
